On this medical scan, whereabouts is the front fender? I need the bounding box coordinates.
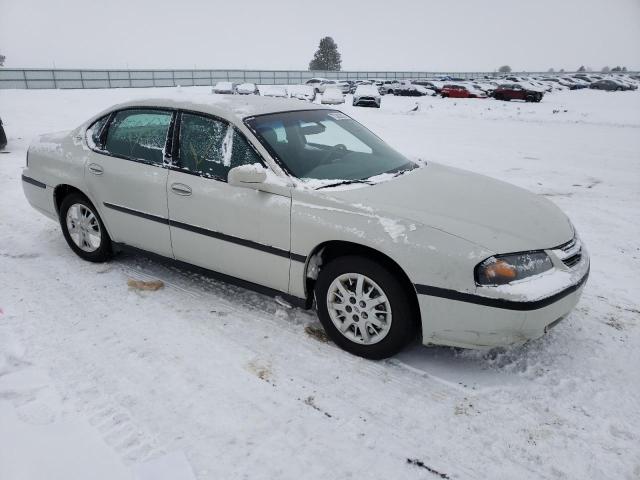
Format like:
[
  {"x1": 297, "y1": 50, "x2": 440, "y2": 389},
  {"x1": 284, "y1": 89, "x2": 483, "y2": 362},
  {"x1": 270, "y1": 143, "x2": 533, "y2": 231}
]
[{"x1": 289, "y1": 189, "x2": 493, "y2": 298}]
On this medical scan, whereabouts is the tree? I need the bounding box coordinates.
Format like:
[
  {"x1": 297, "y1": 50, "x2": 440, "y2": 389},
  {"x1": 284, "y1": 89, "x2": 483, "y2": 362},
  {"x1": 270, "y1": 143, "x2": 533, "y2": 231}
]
[
  {"x1": 497, "y1": 65, "x2": 511, "y2": 73},
  {"x1": 578, "y1": 65, "x2": 586, "y2": 72},
  {"x1": 601, "y1": 66, "x2": 610, "y2": 73},
  {"x1": 611, "y1": 66, "x2": 622, "y2": 72},
  {"x1": 559, "y1": 68, "x2": 565, "y2": 73},
  {"x1": 548, "y1": 68, "x2": 555, "y2": 73},
  {"x1": 0, "y1": 54, "x2": 5, "y2": 67},
  {"x1": 622, "y1": 66, "x2": 627, "y2": 72},
  {"x1": 308, "y1": 37, "x2": 342, "y2": 71}
]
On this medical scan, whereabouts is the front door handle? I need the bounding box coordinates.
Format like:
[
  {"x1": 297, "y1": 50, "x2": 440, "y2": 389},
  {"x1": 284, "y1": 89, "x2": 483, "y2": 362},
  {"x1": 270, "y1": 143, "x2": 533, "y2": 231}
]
[
  {"x1": 88, "y1": 163, "x2": 104, "y2": 175},
  {"x1": 171, "y1": 183, "x2": 192, "y2": 196}
]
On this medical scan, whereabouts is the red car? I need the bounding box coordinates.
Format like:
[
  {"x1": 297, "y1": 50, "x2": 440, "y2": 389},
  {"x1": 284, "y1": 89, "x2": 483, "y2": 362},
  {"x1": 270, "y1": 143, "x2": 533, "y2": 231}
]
[
  {"x1": 492, "y1": 84, "x2": 543, "y2": 102},
  {"x1": 440, "y1": 84, "x2": 486, "y2": 98}
]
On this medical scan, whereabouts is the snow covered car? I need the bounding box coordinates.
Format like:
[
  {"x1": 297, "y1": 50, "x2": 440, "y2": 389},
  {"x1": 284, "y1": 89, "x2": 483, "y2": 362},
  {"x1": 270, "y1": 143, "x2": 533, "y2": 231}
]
[
  {"x1": 561, "y1": 77, "x2": 589, "y2": 90},
  {"x1": 212, "y1": 82, "x2": 237, "y2": 94},
  {"x1": 21, "y1": 96, "x2": 589, "y2": 359},
  {"x1": 412, "y1": 79, "x2": 444, "y2": 93},
  {"x1": 381, "y1": 80, "x2": 401, "y2": 94},
  {"x1": 589, "y1": 79, "x2": 631, "y2": 91},
  {"x1": 394, "y1": 81, "x2": 433, "y2": 97},
  {"x1": 307, "y1": 79, "x2": 338, "y2": 94},
  {"x1": 288, "y1": 85, "x2": 316, "y2": 102},
  {"x1": 320, "y1": 87, "x2": 345, "y2": 105},
  {"x1": 260, "y1": 85, "x2": 288, "y2": 98},
  {"x1": 440, "y1": 84, "x2": 486, "y2": 98},
  {"x1": 336, "y1": 81, "x2": 352, "y2": 94},
  {"x1": 236, "y1": 83, "x2": 259, "y2": 95},
  {"x1": 353, "y1": 84, "x2": 381, "y2": 108},
  {"x1": 493, "y1": 84, "x2": 543, "y2": 102}
]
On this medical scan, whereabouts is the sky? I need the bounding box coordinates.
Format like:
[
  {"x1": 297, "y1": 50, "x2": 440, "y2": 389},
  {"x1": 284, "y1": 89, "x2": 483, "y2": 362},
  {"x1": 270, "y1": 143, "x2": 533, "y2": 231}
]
[{"x1": 1, "y1": 0, "x2": 639, "y2": 72}]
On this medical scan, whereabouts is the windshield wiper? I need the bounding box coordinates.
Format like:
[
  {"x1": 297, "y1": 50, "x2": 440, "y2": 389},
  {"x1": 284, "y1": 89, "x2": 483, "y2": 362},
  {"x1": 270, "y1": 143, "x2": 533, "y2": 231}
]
[
  {"x1": 392, "y1": 168, "x2": 411, "y2": 178},
  {"x1": 389, "y1": 163, "x2": 421, "y2": 178},
  {"x1": 316, "y1": 179, "x2": 374, "y2": 190}
]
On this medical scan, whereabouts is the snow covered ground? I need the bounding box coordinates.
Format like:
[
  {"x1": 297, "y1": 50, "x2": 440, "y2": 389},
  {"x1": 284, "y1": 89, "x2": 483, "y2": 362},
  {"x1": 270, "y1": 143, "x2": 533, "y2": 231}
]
[{"x1": 1, "y1": 87, "x2": 639, "y2": 480}]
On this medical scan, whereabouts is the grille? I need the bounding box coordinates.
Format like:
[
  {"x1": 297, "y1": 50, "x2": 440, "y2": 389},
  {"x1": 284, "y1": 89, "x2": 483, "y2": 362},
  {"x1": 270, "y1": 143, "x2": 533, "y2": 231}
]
[
  {"x1": 554, "y1": 236, "x2": 582, "y2": 269},
  {"x1": 563, "y1": 253, "x2": 582, "y2": 268}
]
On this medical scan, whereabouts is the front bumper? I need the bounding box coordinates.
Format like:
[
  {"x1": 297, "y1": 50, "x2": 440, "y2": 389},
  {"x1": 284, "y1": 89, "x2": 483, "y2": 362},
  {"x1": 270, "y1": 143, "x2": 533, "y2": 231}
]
[{"x1": 416, "y1": 242, "x2": 590, "y2": 349}]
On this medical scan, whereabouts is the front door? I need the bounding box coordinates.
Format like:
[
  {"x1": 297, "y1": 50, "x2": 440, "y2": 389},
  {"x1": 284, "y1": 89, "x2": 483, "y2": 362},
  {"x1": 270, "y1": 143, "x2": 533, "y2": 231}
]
[
  {"x1": 167, "y1": 112, "x2": 291, "y2": 292},
  {"x1": 85, "y1": 108, "x2": 174, "y2": 257}
]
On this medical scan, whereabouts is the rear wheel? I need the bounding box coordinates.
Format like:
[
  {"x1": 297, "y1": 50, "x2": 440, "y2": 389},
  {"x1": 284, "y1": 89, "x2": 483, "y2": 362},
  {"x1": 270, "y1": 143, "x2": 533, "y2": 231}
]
[
  {"x1": 315, "y1": 256, "x2": 417, "y2": 359},
  {"x1": 60, "y1": 193, "x2": 112, "y2": 262}
]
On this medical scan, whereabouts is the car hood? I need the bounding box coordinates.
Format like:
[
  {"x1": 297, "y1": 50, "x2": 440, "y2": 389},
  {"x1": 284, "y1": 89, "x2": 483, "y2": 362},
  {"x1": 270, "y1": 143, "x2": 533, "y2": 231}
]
[{"x1": 321, "y1": 163, "x2": 573, "y2": 253}]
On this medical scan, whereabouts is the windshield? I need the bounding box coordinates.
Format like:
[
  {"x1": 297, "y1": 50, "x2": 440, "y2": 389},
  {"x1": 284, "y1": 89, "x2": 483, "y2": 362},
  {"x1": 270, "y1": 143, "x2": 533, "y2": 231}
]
[{"x1": 245, "y1": 110, "x2": 415, "y2": 181}]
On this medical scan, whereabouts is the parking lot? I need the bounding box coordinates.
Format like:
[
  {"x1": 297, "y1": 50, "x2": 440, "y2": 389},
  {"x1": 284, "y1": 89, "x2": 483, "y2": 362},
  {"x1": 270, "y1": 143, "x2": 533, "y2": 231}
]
[{"x1": 1, "y1": 86, "x2": 639, "y2": 479}]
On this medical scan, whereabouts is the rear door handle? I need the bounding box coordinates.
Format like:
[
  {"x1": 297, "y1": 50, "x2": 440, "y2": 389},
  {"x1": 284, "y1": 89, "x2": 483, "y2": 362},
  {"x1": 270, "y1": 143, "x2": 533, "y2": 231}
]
[
  {"x1": 88, "y1": 163, "x2": 103, "y2": 175},
  {"x1": 171, "y1": 183, "x2": 192, "y2": 196}
]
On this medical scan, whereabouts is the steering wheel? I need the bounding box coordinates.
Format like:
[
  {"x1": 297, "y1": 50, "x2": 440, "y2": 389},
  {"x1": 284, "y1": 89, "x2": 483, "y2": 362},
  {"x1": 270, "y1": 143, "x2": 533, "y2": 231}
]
[{"x1": 319, "y1": 144, "x2": 348, "y2": 164}]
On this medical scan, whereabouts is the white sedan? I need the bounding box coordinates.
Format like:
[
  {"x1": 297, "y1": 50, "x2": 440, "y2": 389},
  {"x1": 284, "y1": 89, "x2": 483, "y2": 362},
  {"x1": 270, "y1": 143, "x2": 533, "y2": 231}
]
[{"x1": 22, "y1": 95, "x2": 589, "y2": 359}]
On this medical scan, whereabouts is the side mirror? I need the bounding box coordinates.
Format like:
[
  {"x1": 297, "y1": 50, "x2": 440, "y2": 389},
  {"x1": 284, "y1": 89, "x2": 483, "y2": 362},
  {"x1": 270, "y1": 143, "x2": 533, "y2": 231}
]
[{"x1": 228, "y1": 164, "x2": 267, "y2": 188}]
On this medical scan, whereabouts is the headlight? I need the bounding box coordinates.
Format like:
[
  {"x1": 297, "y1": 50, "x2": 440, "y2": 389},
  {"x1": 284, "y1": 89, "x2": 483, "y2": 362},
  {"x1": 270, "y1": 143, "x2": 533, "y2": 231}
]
[{"x1": 475, "y1": 251, "x2": 553, "y2": 286}]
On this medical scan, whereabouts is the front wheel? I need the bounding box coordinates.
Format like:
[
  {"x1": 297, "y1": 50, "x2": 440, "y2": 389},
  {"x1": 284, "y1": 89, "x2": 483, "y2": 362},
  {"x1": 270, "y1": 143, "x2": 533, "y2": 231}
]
[
  {"x1": 315, "y1": 256, "x2": 417, "y2": 359},
  {"x1": 60, "y1": 193, "x2": 112, "y2": 262}
]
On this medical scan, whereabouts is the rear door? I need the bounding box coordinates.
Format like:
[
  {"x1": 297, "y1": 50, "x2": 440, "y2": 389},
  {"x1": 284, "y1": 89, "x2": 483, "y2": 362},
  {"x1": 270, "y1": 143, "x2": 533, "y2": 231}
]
[
  {"x1": 166, "y1": 112, "x2": 291, "y2": 292},
  {"x1": 85, "y1": 108, "x2": 174, "y2": 257}
]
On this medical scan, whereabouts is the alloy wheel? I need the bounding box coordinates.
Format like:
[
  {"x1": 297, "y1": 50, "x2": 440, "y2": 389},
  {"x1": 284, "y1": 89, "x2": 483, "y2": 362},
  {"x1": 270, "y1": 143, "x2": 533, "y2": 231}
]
[
  {"x1": 66, "y1": 203, "x2": 101, "y2": 252},
  {"x1": 326, "y1": 273, "x2": 392, "y2": 345}
]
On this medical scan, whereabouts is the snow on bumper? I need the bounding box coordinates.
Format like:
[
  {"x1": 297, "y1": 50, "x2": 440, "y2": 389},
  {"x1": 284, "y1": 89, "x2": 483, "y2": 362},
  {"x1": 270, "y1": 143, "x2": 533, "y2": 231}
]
[{"x1": 416, "y1": 246, "x2": 590, "y2": 349}]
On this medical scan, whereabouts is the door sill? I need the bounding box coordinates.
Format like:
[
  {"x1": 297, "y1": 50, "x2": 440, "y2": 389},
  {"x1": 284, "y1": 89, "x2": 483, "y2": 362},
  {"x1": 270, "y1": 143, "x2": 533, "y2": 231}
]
[{"x1": 113, "y1": 242, "x2": 310, "y2": 309}]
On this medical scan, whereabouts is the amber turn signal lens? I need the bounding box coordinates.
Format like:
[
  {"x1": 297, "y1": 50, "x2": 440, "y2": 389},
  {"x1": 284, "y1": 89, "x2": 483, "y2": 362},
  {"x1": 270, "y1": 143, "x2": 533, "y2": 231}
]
[{"x1": 485, "y1": 260, "x2": 517, "y2": 281}]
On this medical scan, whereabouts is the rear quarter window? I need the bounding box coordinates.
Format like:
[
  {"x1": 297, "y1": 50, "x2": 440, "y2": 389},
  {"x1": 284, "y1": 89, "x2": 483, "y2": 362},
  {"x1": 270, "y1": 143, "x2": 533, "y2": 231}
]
[{"x1": 86, "y1": 115, "x2": 110, "y2": 149}]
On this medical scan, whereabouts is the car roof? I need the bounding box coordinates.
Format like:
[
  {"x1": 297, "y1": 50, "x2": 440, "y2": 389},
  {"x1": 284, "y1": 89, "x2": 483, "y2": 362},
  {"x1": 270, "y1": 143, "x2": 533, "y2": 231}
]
[{"x1": 99, "y1": 93, "x2": 325, "y2": 123}]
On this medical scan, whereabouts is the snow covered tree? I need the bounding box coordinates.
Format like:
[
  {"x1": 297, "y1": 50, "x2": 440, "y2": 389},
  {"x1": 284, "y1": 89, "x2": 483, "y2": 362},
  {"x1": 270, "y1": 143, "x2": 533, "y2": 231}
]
[
  {"x1": 611, "y1": 66, "x2": 622, "y2": 72},
  {"x1": 0, "y1": 54, "x2": 5, "y2": 67},
  {"x1": 622, "y1": 66, "x2": 627, "y2": 72},
  {"x1": 497, "y1": 65, "x2": 511, "y2": 73},
  {"x1": 548, "y1": 68, "x2": 555, "y2": 73},
  {"x1": 309, "y1": 37, "x2": 342, "y2": 71},
  {"x1": 601, "y1": 66, "x2": 610, "y2": 73},
  {"x1": 578, "y1": 65, "x2": 586, "y2": 72}
]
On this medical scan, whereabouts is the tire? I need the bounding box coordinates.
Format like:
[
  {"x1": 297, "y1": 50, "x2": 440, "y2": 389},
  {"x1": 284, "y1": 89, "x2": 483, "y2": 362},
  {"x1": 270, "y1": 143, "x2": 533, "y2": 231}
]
[
  {"x1": 315, "y1": 255, "x2": 417, "y2": 359},
  {"x1": 59, "y1": 193, "x2": 112, "y2": 262}
]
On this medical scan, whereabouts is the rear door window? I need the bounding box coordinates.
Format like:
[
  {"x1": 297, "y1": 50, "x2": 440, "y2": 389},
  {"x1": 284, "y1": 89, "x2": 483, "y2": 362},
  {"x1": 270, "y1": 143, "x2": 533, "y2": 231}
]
[{"x1": 104, "y1": 109, "x2": 172, "y2": 165}]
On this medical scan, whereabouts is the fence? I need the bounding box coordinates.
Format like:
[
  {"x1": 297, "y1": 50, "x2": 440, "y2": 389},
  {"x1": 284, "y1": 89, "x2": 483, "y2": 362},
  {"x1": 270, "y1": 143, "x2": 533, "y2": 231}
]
[
  {"x1": 0, "y1": 68, "x2": 634, "y2": 90},
  {"x1": 0, "y1": 69, "x2": 550, "y2": 90}
]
